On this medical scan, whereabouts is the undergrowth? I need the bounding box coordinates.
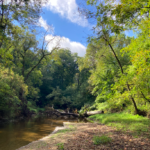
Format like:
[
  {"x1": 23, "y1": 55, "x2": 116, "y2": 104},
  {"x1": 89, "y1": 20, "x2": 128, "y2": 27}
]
[
  {"x1": 57, "y1": 143, "x2": 64, "y2": 150},
  {"x1": 93, "y1": 135, "x2": 112, "y2": 145},
  {"x1": 89, "y1": 113, "x2": 150, "y2": 137}
]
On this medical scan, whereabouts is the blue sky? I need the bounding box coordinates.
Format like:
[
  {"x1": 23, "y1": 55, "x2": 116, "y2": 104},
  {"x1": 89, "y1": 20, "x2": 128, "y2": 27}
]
[
  {"x1": 41, "y1": 9, "x2": 91, "y2": 44},
  {"x1": 38, "y1": 0, "x2": 93, "y2": 57},
  {"x1": 38, "y1": 0, "x2": 135, "y2": 57}
]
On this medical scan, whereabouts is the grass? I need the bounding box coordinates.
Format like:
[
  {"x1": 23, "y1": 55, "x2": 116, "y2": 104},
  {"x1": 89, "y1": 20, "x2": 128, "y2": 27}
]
[
  {"x1": 89, "y1": 113, "x2": 150, "y2": 136},
  {"x1": 93, "y1": 135, "x2": 112, "y2": 145},
  {"x1": 36, "y1": 142, "x2": 47, "y2": 148},
  {"x1": 50, "y1": 126, "x2": 76, "y2": 139},
  {"x1": 68, "y1": 125, "x2": 75, "y2": 128},
  {"x1": 56, "y1": 143, "x2": 64, "y2": 150},
  {"x1": 56, "y1": 127, "x2": 76, "y2": 134}
]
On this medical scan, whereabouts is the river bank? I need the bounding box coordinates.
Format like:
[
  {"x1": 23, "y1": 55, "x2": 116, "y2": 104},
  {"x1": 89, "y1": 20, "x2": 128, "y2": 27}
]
[{"x1": 17, "y1": 113, "x2": 150, "y2": 150}]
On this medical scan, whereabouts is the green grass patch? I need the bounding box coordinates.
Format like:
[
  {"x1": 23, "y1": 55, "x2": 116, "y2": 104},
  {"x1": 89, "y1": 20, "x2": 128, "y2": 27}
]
[
  {"x1": 89, "y1": 113, "x2": 150, "y2": 136},
  {"x1": 50, "y1": 134, "x2": 60, "y2": 139},
  {"x1": 68, "y1": 125, "x2": 75, "y2": 128},
  {"x1": 50, "y1": 126, "x2": 76, "y2": 139},
  {"x1": 56, "y1": 127, "x2": 76, "y2": 134},
  {"x1": 56, "y1": 143, "x2": 64, "y2": 150},
  {"x1": 93, "y1": 135, "x2": 112, "y2": 145}
]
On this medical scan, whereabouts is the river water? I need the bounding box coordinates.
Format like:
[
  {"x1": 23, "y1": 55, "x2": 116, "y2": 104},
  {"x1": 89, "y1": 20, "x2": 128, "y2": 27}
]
[{"x1": 0, "y1": 117, "x2": 73, "y2": 150}]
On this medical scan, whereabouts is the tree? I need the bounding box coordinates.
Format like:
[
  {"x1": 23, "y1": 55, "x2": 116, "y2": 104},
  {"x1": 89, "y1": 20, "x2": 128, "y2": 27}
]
[
  {"x1": 78, "y1": 0, "x2": 150, "y2": 114},
  {"x1": 40, "y1": 49, "x2": 78, "y2": 107},
  {"x1": 0, "y1": 65, "x2": 28, "y2": 118},
  {"x1": 11, "y1": 28, "x2": 60, "y2": 82},
  {"x1": 79, "y1": 34, "x2": 132, "y2": 111},
  {"x1": 85, "y1": 0, "x2": 150, "y2": 32},
  {"x1": 117, "y1": 20, "x2": 150, "y2": 105},
  {"x1": 0, "y1": 0, "x2": 44, "y2": 34}
]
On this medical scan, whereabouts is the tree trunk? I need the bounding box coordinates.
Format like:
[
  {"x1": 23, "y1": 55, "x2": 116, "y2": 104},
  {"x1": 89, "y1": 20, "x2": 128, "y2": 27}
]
[{"x1": 103, "y1": 34, "x2": 139, "y2": 115}]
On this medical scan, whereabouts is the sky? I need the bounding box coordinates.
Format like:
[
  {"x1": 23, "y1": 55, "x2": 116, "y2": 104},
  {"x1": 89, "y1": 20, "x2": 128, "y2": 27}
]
[
  {"x1": 38, "y1": 0, "x2": 135, "y2": 57},
  {"x1": 38, "y1": 0, "x2": 93, "y2": 57}
]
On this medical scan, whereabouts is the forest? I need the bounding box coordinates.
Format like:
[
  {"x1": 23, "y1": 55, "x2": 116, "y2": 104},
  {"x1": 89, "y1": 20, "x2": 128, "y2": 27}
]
[{"x1": 0, "y1": 0, "x2": 150, "y2": 121}]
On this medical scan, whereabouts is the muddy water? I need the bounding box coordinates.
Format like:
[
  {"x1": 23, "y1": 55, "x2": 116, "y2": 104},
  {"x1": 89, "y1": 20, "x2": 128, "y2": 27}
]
[{"x1": 0, "y1": 117, "x2": 73, "y2": 150}]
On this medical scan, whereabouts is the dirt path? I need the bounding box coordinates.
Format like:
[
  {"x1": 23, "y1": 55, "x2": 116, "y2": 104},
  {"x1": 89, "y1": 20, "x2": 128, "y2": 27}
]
[{"x1": 17, "y1": 122, "x2": 150, "y2": 150}]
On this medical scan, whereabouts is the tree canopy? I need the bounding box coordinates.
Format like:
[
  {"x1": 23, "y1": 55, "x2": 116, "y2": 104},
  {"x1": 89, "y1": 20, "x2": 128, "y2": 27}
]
[{"x1": 0, "y1": 0, "x2": 150, "y2": 119}]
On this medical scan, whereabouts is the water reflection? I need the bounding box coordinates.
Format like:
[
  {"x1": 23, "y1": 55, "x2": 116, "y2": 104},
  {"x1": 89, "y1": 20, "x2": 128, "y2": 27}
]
[{"x1": 0, "y1": 117, "x2": 72, "y2": 150}]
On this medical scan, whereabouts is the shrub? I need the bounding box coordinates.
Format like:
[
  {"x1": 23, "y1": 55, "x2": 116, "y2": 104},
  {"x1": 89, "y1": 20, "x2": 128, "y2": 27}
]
[
  {"x1": 0, "y1": 66, "x2": 28, "y2": 118},
  {"x1": 93, "y1": 135, "x2": 112, "y2": 145}
]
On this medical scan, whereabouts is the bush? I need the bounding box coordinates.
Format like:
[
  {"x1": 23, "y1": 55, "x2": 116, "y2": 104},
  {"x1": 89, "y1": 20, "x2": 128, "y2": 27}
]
[
  {"x1": 93, "y1": 135, "x2": 112, "y2": 145},
  {"x1": 0, "y1": 66, "x2": 28, "y2": 118}
]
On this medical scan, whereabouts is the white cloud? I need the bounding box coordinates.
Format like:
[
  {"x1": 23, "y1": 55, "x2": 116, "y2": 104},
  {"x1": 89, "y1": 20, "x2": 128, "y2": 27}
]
[
  {"x1": 39, "y1": 17, "x2": 49, "y2": 30},
  {"x1": 45, "y1": 35, "x2": 86, "y2": 57},
  {"x1": 38, "y1": 17, "x2": 55, "y2": 34},
  {"x1": 43, "y1": 0, "x2": 89, "y2": 27}
]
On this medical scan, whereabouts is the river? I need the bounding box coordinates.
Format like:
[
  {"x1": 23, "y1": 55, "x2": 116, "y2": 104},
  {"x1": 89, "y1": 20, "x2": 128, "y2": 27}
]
[{"x1": 0, "y1": 117, "x2": 74, "y2": 150}]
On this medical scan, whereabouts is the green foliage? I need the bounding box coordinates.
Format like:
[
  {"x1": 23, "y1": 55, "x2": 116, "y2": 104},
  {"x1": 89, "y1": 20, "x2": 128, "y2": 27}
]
[
  {"x1": 0, "y1": 42, "x2": 94, "y2": 119},
  {"x1": 78, "y1": 0, "x2": 150, "y2": 115},
  {"x1": 0, "y1": 0, "x2": 43, "y2": 37},
  {"x1": 0, "y1": 0, "x2": 49, "y2": 119},
  {"x1": 0, "y1": 0, "x2": 95, "y2": 119},
  {"x1": 56, "y1": 143, "x2": 64, "y2": 150},
  {"x1": 1, "y1": 0, "x2": 150, "y2": 120},
  {"x1": 79, "y1": 104, "x2": 91, "y2": 115},
  {"x1": 86, "y1": 0, "x2": 149, "y2": 33},
  {"x1": 93, "y1": 135, "x2": 111, "y2": 145},
  {"x1": 89, "y1": 113, "x2": 150, "y2": 135},
  {"x1": 107, "y1": 22, "x2": 150, "y2": 114},
  {"x1": 27, "y1": 101, "x2": 38, "y2": 114},
  {"x1": 0, "y1": 66, "x2": 28, "y2": 118},
  {"x1": 80, "y1": 34, "x2": 133, "y2": 113},
  {"x1": 43, "y1": 50, "x2": 95, "y2": 110},
  {"x1": 46, "y1": 86, "x2": 72, "y2": 108}
]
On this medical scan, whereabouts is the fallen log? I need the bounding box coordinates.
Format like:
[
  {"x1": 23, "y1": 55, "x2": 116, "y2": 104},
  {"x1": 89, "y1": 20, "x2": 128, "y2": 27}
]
[
  {"x1": 85, "y1": 110, "x2": 104, "y2": 116},
  {"x1": 45, "y1": 109, "x2": 104, "y2": 118},
  {"x1": 59, "y1": 112, "x2": 79, "y2": 117},
  {"x1": 54, "y1": 110, "x2": 79, "y2": 117}
]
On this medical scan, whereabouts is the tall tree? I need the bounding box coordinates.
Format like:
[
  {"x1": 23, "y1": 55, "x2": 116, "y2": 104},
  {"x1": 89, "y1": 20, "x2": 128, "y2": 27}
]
[{"x1": 78, "y1": 0, "x2": 150, "y2": 114}]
